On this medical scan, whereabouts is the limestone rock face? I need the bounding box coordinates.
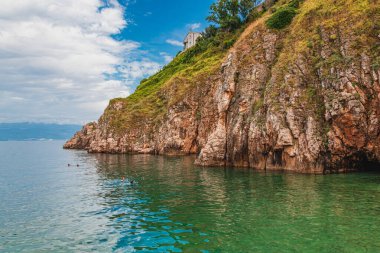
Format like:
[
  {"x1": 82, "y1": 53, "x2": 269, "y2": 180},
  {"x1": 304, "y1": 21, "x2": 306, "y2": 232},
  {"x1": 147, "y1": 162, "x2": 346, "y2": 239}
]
[
  {"x1": 63, "y1": 123, "x2": 97, "y2": 149},
  {"x1": 65, "y1": 0, "x2": 380, "y2": 173}
]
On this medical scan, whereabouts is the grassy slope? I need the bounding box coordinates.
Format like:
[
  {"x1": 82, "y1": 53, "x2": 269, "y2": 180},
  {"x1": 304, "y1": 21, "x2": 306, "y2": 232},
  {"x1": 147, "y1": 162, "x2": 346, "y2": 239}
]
[
  {"x1": 276, "y1": 0, "x2": 378, "y2": 64},
  {"x1": 100, "y1": 27, "x2": 245, "y2": 134},
  {"x1": 99, "y1": 0, "x2": 379, "y2": 135}
]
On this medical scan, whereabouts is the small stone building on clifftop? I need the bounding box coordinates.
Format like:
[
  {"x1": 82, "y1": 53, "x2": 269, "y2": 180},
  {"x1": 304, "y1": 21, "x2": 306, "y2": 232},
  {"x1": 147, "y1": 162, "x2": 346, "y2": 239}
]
[{"x1": 183, "y1": 32, "x2": 202, "y2": 51}]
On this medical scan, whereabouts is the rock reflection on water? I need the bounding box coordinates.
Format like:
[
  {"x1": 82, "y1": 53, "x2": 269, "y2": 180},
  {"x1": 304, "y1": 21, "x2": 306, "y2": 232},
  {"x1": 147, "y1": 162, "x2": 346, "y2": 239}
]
[
  {"x1": 1, "y1": 141, "x2": 378, "y2": 253},
  {"x1": 88, "y1": 153, "x2": 380, "y2": 253}
]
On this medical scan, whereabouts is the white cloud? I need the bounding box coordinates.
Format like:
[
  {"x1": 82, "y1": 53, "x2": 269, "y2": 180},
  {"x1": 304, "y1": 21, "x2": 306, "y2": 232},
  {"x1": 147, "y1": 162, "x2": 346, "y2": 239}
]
[
  {"x1": 160, "y1": 52, "x2": 173, "y2": 63},
  {"x1": 0, "y1": 0, "x2": 161, "y2": 124},
  {"x1": 187, "y1": 23, "x2": 201, "y2": 30},
  {"x1": 163, "y1": 55, "x2": 173, "y2": 63},
  {"x1": 118, "y1": 60, "x2": 161, "y2": 84},
  {"x1": 166, "y1": 39, "x2": 183, "y2": 47}
]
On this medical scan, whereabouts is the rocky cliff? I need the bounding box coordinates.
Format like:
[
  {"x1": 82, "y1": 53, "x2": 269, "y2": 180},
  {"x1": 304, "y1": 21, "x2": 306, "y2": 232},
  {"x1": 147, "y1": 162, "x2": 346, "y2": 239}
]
[{"x1": 65, "y1": 0, "x2": 380, "y2": 174}]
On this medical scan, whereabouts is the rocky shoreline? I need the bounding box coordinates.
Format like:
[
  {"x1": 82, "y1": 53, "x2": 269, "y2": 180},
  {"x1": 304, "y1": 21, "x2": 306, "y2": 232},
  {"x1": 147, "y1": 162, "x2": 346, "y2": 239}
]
[{"x1": 65, "y1": 0, "x2": 380, "y2": 174}]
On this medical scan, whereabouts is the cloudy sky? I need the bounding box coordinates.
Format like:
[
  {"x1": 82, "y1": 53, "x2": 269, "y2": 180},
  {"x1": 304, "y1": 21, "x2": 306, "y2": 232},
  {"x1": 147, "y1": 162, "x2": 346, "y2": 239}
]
[{"x1": 0, "y1": 0, "x2": 213, "y2": 124}]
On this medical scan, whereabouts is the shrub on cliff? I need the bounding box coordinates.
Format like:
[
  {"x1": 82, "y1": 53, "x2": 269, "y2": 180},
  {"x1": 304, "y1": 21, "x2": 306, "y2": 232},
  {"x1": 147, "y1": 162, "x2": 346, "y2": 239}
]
[{"x1": 265, "y1": 6, "x2": 297, "y2": 29}]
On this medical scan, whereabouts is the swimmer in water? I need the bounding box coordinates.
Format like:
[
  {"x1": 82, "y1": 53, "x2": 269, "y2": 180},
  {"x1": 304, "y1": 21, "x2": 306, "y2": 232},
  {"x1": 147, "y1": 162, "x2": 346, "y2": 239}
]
[{"x1": 68, "y1": 164, "x2": 71, "y2": 167}]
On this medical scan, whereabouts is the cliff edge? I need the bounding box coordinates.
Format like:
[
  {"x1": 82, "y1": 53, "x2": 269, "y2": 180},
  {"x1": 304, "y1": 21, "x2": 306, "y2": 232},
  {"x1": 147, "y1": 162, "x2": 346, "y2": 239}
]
[{"x1": 65, "y1": 0, "x2": 380, "y2": 173}]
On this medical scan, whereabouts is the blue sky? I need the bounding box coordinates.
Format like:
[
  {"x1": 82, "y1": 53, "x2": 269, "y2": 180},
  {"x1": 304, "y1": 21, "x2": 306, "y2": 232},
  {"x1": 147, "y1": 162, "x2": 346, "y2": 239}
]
[
  {"x1": 0, "y1": 0, "x2": 215, "y2": 124},
  {"x1": 121, "y1": 0, "x2": 214, "y2": 60},
  {"x1": 111, "y1": 0, "x2": 215, "y2": 90}
]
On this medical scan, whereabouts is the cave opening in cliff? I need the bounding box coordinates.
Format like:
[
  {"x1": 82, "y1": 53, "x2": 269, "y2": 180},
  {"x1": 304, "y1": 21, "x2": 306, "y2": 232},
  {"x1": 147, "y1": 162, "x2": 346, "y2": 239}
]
[
  {"x1": 273, "y1": 149, "x2": 283, "y2": 167},
  {"x1": 355, "y1": 159, "x2": 380, "y2": 172},
  {"x1": 351, "y1": 151, "x2": 380, "y2": 172},
  {"x1": 329, "y1": 152, "x2": 380, "y2": 173}
]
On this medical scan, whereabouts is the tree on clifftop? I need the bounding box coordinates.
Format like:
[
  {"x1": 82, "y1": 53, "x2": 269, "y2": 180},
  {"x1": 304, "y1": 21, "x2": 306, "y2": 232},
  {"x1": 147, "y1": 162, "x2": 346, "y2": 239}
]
[
  {"x1": 207, "y1": 0, "x2": 261, "y2": 31},
  {"x1": 207, "y1": 0, "x2": 240, "y2": 31},
  {"x1": 239, "y1": 0, "x2": 256, "y2": 20}
]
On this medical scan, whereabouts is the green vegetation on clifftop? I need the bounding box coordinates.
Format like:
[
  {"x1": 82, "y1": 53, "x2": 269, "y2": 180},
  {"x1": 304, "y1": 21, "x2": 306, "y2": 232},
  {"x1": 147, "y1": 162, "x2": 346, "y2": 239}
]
[
  {"x1": 101, "y1": 0, "x2": 379, "y2": 137},
  {"x1": 101, "y1": 0, "x2": 271, "y2": 134},
  {"x1": 102, "y1": 29, "x2": 243, "y2": 134}
]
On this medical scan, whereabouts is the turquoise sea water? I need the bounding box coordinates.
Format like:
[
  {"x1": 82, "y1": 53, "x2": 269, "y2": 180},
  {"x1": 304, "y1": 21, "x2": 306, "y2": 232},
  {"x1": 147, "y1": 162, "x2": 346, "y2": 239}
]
[{"x1": 0, "y1": 141, "x2": 379, "y2": 252}]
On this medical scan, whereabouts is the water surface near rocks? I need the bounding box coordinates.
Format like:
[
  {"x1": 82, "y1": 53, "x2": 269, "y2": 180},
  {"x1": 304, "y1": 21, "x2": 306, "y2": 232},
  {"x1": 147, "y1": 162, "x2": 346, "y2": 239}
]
[{"x1": 0, "y1": 141, "x2": 379, "y2": 252}]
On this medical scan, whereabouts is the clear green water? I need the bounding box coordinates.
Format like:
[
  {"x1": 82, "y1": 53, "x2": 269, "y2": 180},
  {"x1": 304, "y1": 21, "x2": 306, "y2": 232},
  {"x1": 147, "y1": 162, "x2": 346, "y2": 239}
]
[{"x1": 0, "y1": 141, "x2": 380, "y2": 252}]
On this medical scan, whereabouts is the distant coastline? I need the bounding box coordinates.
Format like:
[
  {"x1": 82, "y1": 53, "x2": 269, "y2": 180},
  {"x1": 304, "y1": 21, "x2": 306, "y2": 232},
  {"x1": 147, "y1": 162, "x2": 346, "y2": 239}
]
[{"x1": 0, "y1": 123, "x2": 81, "y2": 141}]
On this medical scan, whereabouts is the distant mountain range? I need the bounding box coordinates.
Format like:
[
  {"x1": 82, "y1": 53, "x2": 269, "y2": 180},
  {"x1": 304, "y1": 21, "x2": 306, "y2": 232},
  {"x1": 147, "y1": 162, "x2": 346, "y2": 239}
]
[{"x1": 0, "y1": 123, "x2": 81, "y2": 141}]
